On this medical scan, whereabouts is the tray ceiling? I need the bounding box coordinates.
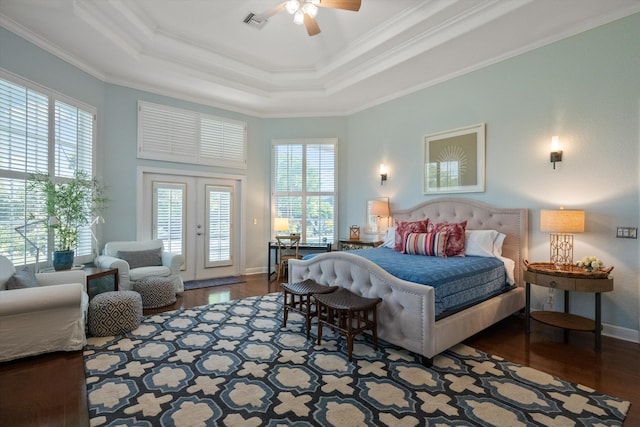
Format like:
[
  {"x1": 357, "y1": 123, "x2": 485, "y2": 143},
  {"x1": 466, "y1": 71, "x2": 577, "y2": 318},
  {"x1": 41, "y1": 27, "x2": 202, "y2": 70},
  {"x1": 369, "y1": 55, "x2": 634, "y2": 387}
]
[{"x1": 1, "y1": 0, "x2": 639, "y2": 117}]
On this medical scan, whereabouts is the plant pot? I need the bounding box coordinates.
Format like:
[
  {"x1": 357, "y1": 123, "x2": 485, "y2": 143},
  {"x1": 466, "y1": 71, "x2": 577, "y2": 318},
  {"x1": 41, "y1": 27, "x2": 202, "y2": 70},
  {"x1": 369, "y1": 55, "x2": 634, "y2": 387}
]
[{"x1": 53, "y1": 250, "x2": 75, "y2": 271}]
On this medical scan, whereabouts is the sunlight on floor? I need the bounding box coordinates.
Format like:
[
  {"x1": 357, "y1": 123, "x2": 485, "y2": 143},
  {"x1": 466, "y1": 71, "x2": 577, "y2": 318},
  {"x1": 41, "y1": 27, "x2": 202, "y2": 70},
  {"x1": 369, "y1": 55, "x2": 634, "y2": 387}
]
[{"x1": 208, "y1": 291, "x2": 231, "y2": 304}]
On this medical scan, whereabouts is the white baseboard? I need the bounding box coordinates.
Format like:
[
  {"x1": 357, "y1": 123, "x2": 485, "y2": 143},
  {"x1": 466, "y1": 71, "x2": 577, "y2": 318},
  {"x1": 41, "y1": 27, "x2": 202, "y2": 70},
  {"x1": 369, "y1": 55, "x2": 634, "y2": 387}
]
[
  {"x1": 243, "y1": 266, "x2": 266, "y2": 276},
  {"x1": 602, "y1": 323, "x2": 640, "y2": 343}
]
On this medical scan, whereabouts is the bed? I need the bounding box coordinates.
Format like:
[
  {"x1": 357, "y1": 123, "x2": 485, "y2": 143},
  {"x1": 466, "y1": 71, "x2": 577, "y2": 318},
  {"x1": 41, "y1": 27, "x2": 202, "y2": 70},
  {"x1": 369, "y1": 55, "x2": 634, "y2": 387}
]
[{"x1": 288, "y1": 197, "x2": 528, "y2": 364}]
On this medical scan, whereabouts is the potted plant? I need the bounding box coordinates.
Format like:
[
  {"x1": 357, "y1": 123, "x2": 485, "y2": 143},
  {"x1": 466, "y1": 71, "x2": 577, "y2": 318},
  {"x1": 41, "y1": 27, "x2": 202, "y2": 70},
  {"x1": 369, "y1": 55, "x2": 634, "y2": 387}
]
[{"x1": 30, "y1": 171, "x2": 108, "y2": 270}]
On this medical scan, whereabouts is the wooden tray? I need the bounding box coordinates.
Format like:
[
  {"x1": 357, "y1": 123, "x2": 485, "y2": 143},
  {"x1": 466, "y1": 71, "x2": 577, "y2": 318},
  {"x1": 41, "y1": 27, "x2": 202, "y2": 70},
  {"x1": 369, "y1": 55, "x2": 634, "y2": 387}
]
[{"x1": 524, "y1": 260, "x2": 613, "y2": 279}]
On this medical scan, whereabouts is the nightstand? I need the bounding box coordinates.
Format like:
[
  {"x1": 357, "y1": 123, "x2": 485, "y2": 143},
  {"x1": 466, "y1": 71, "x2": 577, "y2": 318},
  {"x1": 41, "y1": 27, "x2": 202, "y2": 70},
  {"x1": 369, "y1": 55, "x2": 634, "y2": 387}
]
[
  {"x1": 338, "y1": 238, "x2": 383, "y2": 251},
  {"x1": 524, "y1": 261, "x2": 613, "y2": 351}
]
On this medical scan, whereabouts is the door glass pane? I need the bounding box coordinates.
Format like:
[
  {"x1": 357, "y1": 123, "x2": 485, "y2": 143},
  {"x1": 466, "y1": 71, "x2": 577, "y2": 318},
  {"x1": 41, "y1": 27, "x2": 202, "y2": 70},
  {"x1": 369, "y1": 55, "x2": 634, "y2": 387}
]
[
  {"x1": 206, "y1": 185, "x2": 232, "y2": 266},
  {"x1": 153, "y1": 181, "x2": 185, "y2": 255}
]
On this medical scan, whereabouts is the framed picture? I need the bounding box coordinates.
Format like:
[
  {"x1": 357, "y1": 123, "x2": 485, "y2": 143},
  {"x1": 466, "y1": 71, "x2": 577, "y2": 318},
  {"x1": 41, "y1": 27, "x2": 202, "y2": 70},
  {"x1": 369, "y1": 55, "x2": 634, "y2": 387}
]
[{"x1": 423, "y1": 123, "x2": 485, "y2": 194}]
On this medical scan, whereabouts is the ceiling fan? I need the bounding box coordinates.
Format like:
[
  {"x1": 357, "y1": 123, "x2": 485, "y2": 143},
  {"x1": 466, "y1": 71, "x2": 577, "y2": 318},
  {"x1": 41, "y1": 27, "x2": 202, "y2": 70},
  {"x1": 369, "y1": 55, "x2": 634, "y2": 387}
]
[{"x1": 245, "y1": 0, "x2": 362, "y2": 36}]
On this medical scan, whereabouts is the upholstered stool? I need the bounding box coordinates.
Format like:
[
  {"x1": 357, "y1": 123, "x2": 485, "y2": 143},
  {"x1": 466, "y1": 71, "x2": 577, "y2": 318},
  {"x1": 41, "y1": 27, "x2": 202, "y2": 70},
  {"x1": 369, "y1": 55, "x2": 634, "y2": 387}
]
[
  {"x1": 315, "y1": 288, "x2": 382, "y2": 361},
  {"x1": 134, "y1": 276, "x2": 176, "y2": 309},
  {"x1": 281, "y1": 279, "x2": 338, "y2": 339},
  {"x1": 88, "y1": 291, "x2": 142, "y2": 337}
]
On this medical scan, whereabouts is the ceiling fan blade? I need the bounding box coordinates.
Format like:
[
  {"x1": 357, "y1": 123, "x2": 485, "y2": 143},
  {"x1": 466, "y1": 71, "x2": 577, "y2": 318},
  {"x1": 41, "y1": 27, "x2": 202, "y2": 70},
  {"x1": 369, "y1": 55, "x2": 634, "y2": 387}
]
[
  {"x1": 317, "y1": 0, "x2": 361, "y2": 12},
  {"x1": 258, "y1": 2, "x2": 286, "y2": 20},
  {"x1": 304, "y1": 14, "x2": 321, "y2": 36}
]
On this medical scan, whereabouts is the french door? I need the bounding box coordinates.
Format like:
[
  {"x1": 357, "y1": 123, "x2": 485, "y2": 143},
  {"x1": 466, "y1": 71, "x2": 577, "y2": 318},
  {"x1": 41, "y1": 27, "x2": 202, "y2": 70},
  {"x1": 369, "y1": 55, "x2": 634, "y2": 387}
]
[{"x1": 140, "y1": 170, "x2": 243, "y2": 281}]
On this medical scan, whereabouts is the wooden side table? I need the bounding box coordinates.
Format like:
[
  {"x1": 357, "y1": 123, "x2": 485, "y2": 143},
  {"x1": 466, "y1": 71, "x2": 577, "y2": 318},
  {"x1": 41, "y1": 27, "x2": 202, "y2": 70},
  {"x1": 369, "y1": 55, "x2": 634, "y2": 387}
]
[
  {"x1": 338, "y1": 238, "x2": 383, "y2": 251},
  {"x1": 84, "y1": 266, "x2": 119, "y2": 299},
  {"x1": 524, "y1": 262, "x2": 613, "y2": 351}
]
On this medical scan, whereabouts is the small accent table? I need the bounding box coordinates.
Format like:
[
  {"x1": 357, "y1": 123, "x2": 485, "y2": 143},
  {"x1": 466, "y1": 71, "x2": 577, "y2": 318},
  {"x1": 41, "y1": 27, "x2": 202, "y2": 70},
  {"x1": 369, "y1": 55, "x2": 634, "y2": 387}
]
[
  {"x1": 524, "y1": 261, "x2": 613, "y2": 351},
  {"x1": 338, "y1": 238, "x2": 383, "y2": 251},
  {"x1": 84, "y1": 266, "x2": 119, "y2": 300}
]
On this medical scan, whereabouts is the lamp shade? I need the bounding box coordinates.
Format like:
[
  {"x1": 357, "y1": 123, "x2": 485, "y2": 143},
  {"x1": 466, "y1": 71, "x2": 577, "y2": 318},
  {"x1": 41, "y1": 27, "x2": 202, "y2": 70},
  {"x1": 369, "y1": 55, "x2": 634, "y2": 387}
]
[
  {"x1": 369, "y1": 200, "x2": 390, "y2": 217},
  {"x1": 274, "y1": 217, "x2": 290, "y2": 232},
  {"x1": 540, "y1": 209, "x2": 584, "y2": 233}
]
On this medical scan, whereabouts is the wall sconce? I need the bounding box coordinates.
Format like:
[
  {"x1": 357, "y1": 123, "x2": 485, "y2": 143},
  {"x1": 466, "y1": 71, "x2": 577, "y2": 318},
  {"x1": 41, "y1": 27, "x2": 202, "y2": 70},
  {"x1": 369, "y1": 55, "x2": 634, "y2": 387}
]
[
  {"x1": 550, "y1": 136, "x2": 563, "y2": 169},
  {"x1": 379, "y1": 164, "x2": 387, "y2": 185},
  {"x1": 540, "y1": 207, "x2": 584, "y2": 267}
]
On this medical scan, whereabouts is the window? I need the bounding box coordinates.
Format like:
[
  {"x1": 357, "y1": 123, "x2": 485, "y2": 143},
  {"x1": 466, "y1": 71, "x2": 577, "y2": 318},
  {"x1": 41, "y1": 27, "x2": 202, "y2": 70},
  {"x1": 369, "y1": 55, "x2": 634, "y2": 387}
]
[
  {"x1": 0, "y1": 71, "x2": 96, "y2": 267},
  {"x1": 272, "y1": 138, "x2": 337, "y2": 243},
  {"x1": 138, "y1": 101, "x2": 247, "y2": 169}
]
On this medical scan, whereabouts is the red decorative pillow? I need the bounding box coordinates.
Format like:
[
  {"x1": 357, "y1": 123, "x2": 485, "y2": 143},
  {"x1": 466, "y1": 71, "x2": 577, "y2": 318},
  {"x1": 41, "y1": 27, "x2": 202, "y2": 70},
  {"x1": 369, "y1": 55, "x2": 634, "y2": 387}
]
[
  {"x1": 433, "y1": 221, "x2": 467, "y2": 257},
  {"x1": 405, "y1": 232, "x2": 448, "y2": 257},
  {"x1": 394, "y1": 219, "x2": 430, "y2": 253}
]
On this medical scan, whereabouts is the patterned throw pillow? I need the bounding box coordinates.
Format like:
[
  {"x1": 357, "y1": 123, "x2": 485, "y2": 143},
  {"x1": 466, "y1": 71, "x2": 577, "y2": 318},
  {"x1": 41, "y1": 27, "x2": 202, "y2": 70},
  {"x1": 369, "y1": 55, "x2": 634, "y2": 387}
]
[
  {"x1": 404, "y1": 232, "x2": 449, "y2": 257},
  {"x1": 433, "y1": 221, "x2": 467, "y2": 257},
  {"x1": 117, "y1": 248, "x2": 162, "y2": 269},
  {"x1": 394, "y1": 219, "x2": 430, "y2": 253}
]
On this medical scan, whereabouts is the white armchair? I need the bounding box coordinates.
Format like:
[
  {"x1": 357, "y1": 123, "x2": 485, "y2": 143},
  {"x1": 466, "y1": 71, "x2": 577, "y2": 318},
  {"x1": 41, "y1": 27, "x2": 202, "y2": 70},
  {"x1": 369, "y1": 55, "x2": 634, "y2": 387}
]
[
  {"x1": 95, "y1": 239, "x2": 184, "y2": 293},
  {"x1": 0, "y1": 255, "x2": 88, "y2": 362}
]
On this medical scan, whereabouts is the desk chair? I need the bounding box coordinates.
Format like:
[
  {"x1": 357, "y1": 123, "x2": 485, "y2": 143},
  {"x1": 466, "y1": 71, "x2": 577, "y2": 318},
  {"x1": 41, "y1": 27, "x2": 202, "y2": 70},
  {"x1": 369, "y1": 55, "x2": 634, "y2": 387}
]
[{"x1": 275, "y1": 235, "x2": 301, "y2": 282}]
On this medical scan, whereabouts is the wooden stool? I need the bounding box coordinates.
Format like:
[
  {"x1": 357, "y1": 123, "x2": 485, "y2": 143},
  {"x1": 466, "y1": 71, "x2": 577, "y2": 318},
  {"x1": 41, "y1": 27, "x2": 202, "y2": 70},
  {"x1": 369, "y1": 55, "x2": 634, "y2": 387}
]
[
  {"x1": 281, "y1": 279, "x2": 338, "y2": 338},
  {"x1": 315, "y1": 288, "x2": 382, "y2": 361}
]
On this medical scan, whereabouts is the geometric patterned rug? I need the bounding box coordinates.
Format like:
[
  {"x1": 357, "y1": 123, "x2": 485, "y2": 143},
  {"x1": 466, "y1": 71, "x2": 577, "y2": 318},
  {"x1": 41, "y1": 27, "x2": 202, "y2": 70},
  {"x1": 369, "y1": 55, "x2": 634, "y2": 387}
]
[{"x1": 83, "y1": 293, "x2": 630, "y2": 426}]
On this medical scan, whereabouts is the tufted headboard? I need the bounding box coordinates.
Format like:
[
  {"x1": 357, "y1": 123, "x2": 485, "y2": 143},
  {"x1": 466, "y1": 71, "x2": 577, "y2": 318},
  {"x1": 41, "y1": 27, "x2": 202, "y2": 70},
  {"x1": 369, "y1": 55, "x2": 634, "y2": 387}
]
[{"x1": 392, "y1": 198, "x2": 528, "y2": 286}]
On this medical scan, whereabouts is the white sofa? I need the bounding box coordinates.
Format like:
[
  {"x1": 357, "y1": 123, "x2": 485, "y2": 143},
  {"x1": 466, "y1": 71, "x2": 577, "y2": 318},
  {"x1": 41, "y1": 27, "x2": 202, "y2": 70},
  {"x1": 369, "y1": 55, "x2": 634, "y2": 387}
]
[
  {"x1": 0, "y1": 255, "x2": 88, "y2": 362},
  {"x1": 95, "y1": 239, "x2": 184, "y2": 293}
]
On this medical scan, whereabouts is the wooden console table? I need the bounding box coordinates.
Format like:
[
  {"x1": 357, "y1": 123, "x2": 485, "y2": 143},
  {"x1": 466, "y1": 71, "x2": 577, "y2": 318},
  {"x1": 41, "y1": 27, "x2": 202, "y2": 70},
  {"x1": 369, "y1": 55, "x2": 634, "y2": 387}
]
[
  {"x1": 268, "y1": 240, "x2": 331, "y2": 278},
  {"x1": 524, "y1": 261, "x2": 613, "y2": 351}
]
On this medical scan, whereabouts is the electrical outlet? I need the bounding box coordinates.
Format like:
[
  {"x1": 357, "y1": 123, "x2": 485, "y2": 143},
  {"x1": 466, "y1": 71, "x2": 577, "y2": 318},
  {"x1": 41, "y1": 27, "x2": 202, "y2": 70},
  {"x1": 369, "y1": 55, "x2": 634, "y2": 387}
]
[{"x1": 616, "y1": 227, "x2": 637, "y2": 239}]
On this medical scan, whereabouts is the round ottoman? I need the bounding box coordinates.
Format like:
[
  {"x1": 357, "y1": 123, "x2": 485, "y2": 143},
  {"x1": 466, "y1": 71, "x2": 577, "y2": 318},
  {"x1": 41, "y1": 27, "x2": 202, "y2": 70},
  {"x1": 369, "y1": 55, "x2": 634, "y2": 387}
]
[
  {"x1": 134, "y1": 276, "x2": 177, "y2": 309},
  {"x1": 88, "y1": 291, "x2": 142, "y2": 337}
]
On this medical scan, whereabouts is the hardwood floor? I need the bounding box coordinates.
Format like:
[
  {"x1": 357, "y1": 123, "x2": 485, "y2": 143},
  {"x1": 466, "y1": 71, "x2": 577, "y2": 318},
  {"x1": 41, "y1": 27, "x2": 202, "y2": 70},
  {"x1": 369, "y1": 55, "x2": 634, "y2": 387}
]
[{"x1": 1, "y1": 274, "x2": 638, "y2": 426}]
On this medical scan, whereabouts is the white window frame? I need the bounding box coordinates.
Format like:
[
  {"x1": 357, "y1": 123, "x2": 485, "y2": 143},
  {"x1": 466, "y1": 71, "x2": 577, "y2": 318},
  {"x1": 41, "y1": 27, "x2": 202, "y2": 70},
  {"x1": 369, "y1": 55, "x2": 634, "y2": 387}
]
[
  {"x1": 0, "y1": 69, "x2": 97, "y2": 268},
  {"x1": 271, "y1": 138, "x2": 338, "y2": 244}
]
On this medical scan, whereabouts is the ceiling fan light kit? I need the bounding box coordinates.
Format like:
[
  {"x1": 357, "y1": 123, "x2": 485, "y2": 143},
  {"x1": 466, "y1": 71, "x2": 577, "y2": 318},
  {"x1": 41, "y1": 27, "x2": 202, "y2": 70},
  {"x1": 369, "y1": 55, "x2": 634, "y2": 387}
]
[
  {"x1": 249, "y1": 0, "x2": 361, "y2": 36},
  {"x1": 288, "y1": 1, "x2": 319, "y2": 26}
]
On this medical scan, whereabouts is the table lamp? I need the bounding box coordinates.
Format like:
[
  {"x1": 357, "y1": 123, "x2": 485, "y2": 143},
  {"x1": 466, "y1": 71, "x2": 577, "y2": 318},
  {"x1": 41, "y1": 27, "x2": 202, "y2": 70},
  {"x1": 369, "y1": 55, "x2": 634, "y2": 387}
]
[
  {"x1": 274, "y1": 217, "x2": 290, "y2": 235},
  {"x1": 540, "y1": 207, "x2": 584, "y2": 267},
  {"x1": 369, "y1": 200, "x2": 390, "y2": 238}
]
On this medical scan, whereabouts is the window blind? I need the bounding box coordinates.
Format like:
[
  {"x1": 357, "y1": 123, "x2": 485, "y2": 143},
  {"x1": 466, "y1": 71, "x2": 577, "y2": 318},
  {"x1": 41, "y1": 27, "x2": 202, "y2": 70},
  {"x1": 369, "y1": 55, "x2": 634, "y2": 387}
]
[
  {"x1": 0, "y1": 72, "x2": 96, "y2": 266},
  {"x1": 138, "y1": 101, "x2": 247, "y2": 169},
  {"x1": 272, "y1": 138, "x2": 337, "y2": 243}
]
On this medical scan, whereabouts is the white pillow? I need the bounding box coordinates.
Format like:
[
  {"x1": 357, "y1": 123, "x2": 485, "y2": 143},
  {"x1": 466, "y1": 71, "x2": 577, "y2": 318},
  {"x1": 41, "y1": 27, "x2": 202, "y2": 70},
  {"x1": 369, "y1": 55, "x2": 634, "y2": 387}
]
[
  {"x1": 465, "y1": 230, "x2": 506, "y2": 257},
  {"x1": 382, "y1": 226, "x2": 396, "y2": 248}
]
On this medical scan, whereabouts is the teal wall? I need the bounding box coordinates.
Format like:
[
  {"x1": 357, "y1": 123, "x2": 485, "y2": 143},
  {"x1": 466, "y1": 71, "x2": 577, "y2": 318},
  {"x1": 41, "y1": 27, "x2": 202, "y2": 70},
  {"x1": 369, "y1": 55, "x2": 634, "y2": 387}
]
[
  {"x1": 1, "y1": 13, "x2": 639, "y2": 336},
  {"x1": 345, "y1": 14, "x2": 640, "y2": 335}
]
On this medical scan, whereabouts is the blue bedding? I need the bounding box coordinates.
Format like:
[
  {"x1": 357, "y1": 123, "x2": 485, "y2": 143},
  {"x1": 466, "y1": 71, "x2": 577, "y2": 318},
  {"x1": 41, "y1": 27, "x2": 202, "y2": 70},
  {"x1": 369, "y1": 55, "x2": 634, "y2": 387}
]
[{"x1": 306, "y1": 247, "x2": 510, "y2": 316}]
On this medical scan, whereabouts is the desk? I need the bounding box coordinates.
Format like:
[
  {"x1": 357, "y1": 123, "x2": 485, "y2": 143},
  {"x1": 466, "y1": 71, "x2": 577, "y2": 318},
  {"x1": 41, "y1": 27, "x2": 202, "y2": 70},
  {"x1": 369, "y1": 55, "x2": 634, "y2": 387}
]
[
  {"x1": 84, "y1": 266, "x2": 119, "y2": 299},
  {"x1": 268, "y1": 240, "x2": 332, "y2": 278},
  {"x1": 524, "y1": 263, "x2": 613, "y2": 351}
]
